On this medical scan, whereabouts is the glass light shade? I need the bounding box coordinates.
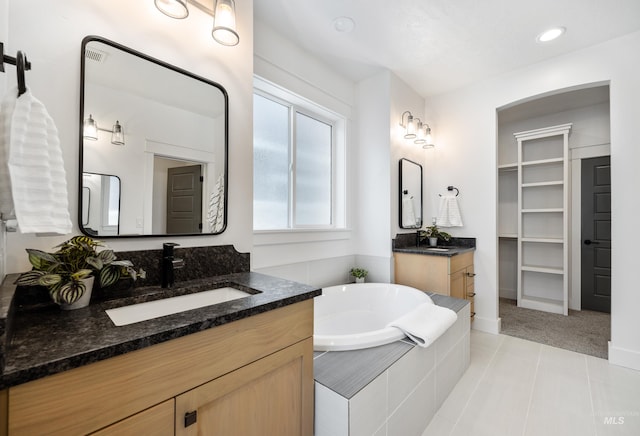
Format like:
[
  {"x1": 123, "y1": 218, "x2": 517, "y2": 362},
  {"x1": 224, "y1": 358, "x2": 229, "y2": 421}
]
[
  {"x1": 83, "y1": 114, "x2": 98, "y2": 141},
  {"x1": 111, "y1": 121, "x2": 125, "y2": 146},
  {"x1": 404, "y1": 114, "x2": 416, "y2": 139},
  {"x1": 154, "y1": 0, "x2": 189, "y2": 19},
  {"x1": 414, "y1": 120, "x2": 426, "y2": 144},
  {"x1": 425, "y1": 126, "x2": 433, "y2": 146},
  {"x1": 212, "y1": 0, "x2": 239, "y2": 46}
]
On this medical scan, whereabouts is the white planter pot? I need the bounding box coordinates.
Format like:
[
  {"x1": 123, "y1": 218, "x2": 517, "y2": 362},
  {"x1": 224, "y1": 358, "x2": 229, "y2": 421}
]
[
  {"x1": 355, "y1": 277, "x2": 365, "y2": 283},
  {"x1": 429, "y1": 237, "x2": 438, "y2": 247},
  {"x1": 60, "y1": 276, "x2": 95, "y2": 310}
]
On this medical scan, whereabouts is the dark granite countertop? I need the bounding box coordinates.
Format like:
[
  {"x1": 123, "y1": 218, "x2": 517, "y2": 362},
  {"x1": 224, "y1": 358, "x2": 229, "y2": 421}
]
[
  {"x1": 392, "y1": 245, "x2": 475, "y2": 257},
  {"x1": 392, "y1": 234, "x2": 476, "y2": 257},
  {"x1": 0, "y1": 272, "x2": 320, "y2": 390}
]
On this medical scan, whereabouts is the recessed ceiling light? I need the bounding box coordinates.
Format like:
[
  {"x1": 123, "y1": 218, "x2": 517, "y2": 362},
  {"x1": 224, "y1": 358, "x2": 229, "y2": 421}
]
[
  {"x1": 536, "y1": 27, "x2": 566, "y2": 43},
  {"x1": 333, "y1": 16, "x2": 355, "y2": 33}
]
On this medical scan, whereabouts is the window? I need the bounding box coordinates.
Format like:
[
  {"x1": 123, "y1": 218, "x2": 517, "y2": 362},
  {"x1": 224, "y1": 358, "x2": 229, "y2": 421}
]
[{"x1": 253, "y1": 85, "x2": 345, "y2": 231}]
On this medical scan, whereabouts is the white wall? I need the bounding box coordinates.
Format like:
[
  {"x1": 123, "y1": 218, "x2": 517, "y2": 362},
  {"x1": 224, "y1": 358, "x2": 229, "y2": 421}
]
[
  {"x1": 3, "y1": 0, "x2": 254, "y2": 273},
  {"x1": 427, "y1": 31, "x2": 640, "y2": 369}
]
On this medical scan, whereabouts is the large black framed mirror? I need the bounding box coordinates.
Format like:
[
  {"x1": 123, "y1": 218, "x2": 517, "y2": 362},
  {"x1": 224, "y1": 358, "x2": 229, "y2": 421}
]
[
  {"x1": 399, "y1": 158, "x2": 423, "y2": 229},
  {"x1": 79, "y1": 36, "x2": 228, "y2": 237}
]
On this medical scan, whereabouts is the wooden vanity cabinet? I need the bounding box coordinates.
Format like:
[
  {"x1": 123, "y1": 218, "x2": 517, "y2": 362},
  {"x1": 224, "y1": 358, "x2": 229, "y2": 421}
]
[
  {"x1": 3, "y1": 300, "x2": 314, "y2": 435},
  {"x1": 395, "y1": 251, "x2": 476, "y2": 319}
]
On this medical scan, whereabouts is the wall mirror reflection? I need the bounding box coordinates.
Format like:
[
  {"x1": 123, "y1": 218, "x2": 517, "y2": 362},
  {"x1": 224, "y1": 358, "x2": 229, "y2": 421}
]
[
  {"x1": 79, "y1": 36, "x2": 228, "y2": 237},
  {"x1": 82, "y1": 173, "x2": 121, "y2": 236},
  {"x1": 399, "y1": 158, "x2": 423, "y2": 229}
]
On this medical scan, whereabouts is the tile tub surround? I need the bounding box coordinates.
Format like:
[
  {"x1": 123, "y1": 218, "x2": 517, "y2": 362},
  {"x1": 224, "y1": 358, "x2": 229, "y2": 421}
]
[
  {"x1": 0, "y1": 271, "x2": 320, "y2": 388},
  {"x1": 314, "y1": 295, "x2": 470, "y2": 436}
]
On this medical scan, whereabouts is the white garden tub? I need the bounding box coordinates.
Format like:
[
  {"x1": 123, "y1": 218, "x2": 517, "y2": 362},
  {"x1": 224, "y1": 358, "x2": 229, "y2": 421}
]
[{"x1": 314, "y1": 283, "x2": 433, "y2": 351}]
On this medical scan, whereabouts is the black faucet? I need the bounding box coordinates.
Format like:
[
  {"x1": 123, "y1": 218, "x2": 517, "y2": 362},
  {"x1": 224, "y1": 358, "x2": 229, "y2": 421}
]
[{"x1": 161, "y1": 242, "x2": 184, "y2": 288}]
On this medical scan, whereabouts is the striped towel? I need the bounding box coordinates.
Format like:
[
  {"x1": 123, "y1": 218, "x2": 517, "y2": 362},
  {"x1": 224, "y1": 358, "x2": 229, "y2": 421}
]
[{"x1": 0, "y1": 87, "x2": 72, "y2": 234}]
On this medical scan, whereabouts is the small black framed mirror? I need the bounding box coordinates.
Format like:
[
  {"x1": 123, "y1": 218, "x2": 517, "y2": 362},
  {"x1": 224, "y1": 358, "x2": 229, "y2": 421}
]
[{"x1": 399, "y1": 158, "x2": 423, "y2": 229}]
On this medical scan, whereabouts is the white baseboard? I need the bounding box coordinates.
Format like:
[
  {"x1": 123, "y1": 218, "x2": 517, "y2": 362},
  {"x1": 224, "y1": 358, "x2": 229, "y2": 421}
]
[
  {"x1": 471, "y1": 316, "x2": 501, "y2": 335},
  {"x1": 608, "y1": 342, "x2": 640, "y2": 371}
]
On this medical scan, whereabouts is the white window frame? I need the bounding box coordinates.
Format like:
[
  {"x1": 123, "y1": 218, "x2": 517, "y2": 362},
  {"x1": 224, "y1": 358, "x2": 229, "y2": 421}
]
[{"x1": 253, "y1": 76, "x2": 347, "y2": 238}]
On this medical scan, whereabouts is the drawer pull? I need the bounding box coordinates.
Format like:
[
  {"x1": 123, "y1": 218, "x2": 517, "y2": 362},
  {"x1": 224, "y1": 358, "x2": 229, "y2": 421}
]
[
  {"x1": 185, "y1": 411, "x2": 198, "y2": 427},
  {"x1": 466, "y1": 272, "x2": 476, "y2": 277},
  {"x1": 467, "y1": 292, "x2": 476, "y2": 297},
  {"x1": 470, "y1": 312, "x2": 476, "y2": 318}
]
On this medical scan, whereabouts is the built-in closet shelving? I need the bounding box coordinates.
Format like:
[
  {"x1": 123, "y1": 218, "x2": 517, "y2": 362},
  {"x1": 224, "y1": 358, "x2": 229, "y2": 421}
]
[{"x1": 514, "y1": 123, "x2": 572, "y2": 315}]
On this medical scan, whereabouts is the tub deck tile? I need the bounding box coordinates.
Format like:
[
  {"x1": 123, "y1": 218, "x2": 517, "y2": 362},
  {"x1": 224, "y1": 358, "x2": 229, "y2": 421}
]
[{"x1": 314, "y1": 341, "x2": 413, "y2": 399}]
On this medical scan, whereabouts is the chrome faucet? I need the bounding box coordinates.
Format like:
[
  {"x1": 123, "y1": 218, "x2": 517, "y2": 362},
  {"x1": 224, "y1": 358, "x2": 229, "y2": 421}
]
[{"x1": 161, "y1": 242, "x2": 184, "y2": 288}]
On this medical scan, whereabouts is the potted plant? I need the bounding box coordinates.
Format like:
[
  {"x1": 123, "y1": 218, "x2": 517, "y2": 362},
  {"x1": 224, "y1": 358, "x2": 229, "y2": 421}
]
[
  {"x1": 420, "y1": 225, "x2": 452, "y2": 247},
  {"x1": 15, "y1": 235, "x2": 142, "y2": 310},
  {"x1": 350, "y1": 267, "x2": 368, "y2": 283}
]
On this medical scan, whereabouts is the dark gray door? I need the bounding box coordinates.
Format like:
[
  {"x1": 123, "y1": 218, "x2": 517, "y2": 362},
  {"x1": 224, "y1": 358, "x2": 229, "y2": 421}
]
[
  {"x1": 581, "y1": 156, "x2": 611, "y2": 313},
  {"x1": 166, "y1": 165, "x2": 203, "y2": 234}
]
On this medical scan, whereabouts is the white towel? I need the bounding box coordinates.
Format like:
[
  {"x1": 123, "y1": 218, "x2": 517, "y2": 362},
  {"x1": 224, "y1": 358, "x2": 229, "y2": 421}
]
[
  {"x1": 388, "y1": 303, "x2": 458, "y2": 347},
  {"x1": 207, "y1": 173, "x2": 225, "y2": 232},
  {"x1": 402, "y1": 193, "x2": 418, "y2": 227},
  {"x1": 436, "y1": 194, "x2": 463, "y2": 227},
  {"x1": 0, "y1": 87, "x2": 72, "y2": 234}
]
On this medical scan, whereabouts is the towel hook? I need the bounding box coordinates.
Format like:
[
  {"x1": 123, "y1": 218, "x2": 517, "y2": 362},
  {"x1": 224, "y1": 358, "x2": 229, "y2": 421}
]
[
  {"x1": 439, "y1": 186, "x2": 459, "y2": 197},
  {"x1": 0, "y1": 42, "x2": 32, "y2": 97}
]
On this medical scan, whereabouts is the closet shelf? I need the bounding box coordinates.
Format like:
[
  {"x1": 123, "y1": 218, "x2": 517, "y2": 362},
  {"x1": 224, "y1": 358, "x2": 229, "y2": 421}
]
[
  {"x1": 522, "y1": 181, "x2": 563, "y2": 188},
  {"x1": 521, "y1": 237, "x2": 564, "y2": 243},
  {"x1": 521, "y1": 208, "x2": 564, "y2": 213},
  {"x1": 521, "y1": 265, "x2": 563, "y2": 274},
  {"x1": 498, "y1": 163, "x2": 517, "y2": 171},
  {"x1": 521, "y1": 157, "x2": 564, "y2": 167}
]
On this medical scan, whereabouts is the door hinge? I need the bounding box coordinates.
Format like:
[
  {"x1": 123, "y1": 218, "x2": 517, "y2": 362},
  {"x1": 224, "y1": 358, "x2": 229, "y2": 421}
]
[{"x1": 185, "y1": 410, "x2": 197, "y2": 427}]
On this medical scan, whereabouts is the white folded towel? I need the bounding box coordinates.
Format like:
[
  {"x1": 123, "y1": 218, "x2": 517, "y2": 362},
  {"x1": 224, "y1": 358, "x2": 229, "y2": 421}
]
[
  {"x1": 402, "y1": 193, "x2": 418, "y2": 227},
  {"x1": 0, "y1": 87, "x2": 72, "y2": 234},
  {"x1": 436, "y1": 194, "x2": 463, "y2": 227},
  {"x1": 388, "y1": 302, "x2": 458, "y2": 347}
]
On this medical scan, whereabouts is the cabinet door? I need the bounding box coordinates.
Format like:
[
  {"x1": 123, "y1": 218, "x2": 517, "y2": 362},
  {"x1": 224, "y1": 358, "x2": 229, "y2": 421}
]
[
  {"x1": 176, "y1": 338, "x2": 313, "y2": 436},
  {"x1": 394, "y1": 252, "x2": 449, "y2": 293},
  {"x1": 90, "y1": 399, "x2": 174, "y2": 436},
  {"x1": 449, "y1": 269, "x2": 466, "y2": 300}
]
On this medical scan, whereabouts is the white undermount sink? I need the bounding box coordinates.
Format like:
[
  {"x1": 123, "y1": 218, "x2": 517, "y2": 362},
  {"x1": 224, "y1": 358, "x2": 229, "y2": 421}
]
[
  {"x1": 105, "y1": 287, "x2": 252, "y2": 326},
  {"x1": 424, "y1": 247, "x2": 451, "y2": 252}
]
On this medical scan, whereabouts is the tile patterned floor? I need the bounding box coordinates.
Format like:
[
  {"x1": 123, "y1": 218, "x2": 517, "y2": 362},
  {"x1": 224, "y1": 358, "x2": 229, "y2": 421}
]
[{"x1": 423, "y1": 331, "x2": 640, "y2": 436}]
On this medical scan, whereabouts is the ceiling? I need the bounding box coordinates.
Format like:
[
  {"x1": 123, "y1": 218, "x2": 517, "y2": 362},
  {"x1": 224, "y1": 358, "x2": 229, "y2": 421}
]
[{"x1": 253, "y1": 0, "x2": 640, "y2": 98}]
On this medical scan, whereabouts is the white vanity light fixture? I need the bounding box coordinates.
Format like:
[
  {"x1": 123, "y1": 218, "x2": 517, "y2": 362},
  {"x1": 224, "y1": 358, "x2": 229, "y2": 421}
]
[
  {"x1": 212, "y1": 0, "x2": 240, "y2": 46},
  {"x1": 536, "y1": 26, "x2": 565, "y2": 43},
  {"x1": 83, "y1": 115, "x2": 125, "y2": 146},
  {"x1": 153, "y1": 0, "x2": 239, "y2": 47},
  {"x1": 83, "y1": 114, "x2": 98, "y2": 141},
  {"x1": 111, "y1": 121, "x2": 125, "y2": 146},
  {"x1": 400, "y1": 111, "x2": 417, "y2": 139},
  {"x1": 154, "y1": 0, "x2": 189, "y2": 19},
  {"x1": 415, "y1": 120, "x2": 435, "y2": 148}
]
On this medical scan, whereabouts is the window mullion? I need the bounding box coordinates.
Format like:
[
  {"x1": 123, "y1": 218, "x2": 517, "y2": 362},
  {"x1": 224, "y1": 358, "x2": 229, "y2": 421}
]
[{"x1": 289, "y1": 106, "x2": 296, "y2": 229}]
